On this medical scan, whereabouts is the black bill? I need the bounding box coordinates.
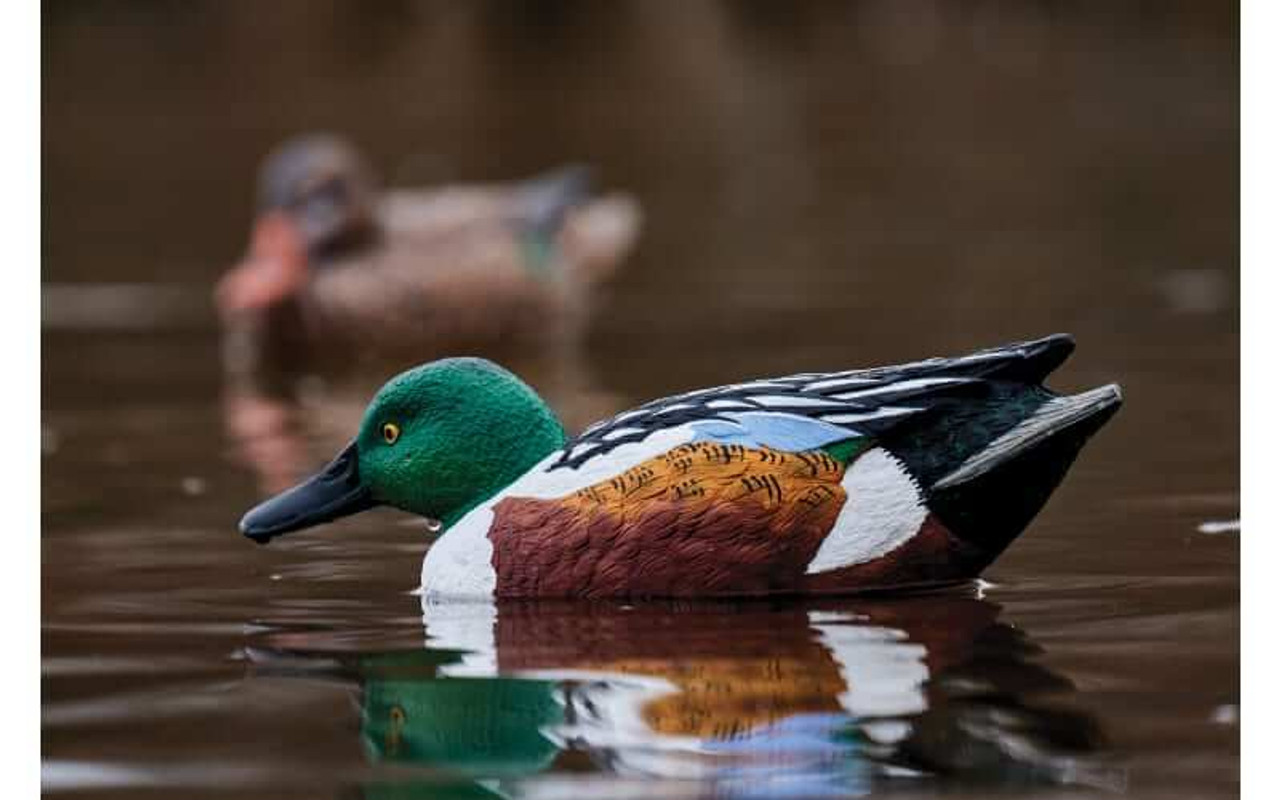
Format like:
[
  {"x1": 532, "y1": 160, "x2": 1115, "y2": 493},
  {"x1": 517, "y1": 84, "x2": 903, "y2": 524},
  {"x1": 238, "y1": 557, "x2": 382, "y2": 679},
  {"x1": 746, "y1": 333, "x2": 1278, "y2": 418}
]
[{"x1": 239, "y1": 440, "x2": 376, "y2": 544}]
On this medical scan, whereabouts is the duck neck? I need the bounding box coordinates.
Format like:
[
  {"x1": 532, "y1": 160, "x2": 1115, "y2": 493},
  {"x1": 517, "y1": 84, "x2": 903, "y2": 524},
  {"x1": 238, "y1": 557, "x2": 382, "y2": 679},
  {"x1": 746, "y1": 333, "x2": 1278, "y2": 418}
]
[{"x1": 437, "y1": 408, "x2": 568, "y2": 532}]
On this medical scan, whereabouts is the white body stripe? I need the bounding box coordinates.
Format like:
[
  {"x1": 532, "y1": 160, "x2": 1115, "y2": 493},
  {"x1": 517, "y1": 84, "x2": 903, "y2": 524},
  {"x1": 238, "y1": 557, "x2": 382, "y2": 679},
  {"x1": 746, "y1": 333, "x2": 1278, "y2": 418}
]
[{"x1": 805, "y1": 448, "x2": 927, "y2": 574}]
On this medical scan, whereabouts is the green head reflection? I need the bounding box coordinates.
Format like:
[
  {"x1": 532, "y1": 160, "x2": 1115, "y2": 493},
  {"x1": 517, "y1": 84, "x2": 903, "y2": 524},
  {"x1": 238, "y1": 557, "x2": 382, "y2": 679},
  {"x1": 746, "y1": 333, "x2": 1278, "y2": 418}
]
[{"x1": 354, "y1": 650, "x2": 562, "y2": 776}]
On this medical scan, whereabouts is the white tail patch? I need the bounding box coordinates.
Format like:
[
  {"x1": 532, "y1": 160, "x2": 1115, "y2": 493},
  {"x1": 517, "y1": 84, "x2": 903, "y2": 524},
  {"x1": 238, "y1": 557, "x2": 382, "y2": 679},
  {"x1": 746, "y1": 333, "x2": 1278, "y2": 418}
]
[{"x1": 805, "y1": 448, "x2": 927, "y2": 574}]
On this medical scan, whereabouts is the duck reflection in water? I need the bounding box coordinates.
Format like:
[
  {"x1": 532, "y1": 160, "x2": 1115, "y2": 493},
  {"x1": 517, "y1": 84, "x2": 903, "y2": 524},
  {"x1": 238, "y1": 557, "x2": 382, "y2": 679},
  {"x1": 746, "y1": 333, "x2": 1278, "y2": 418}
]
[{"x1": 246, "y1": 592, "x2": 1124, "y2": 798}]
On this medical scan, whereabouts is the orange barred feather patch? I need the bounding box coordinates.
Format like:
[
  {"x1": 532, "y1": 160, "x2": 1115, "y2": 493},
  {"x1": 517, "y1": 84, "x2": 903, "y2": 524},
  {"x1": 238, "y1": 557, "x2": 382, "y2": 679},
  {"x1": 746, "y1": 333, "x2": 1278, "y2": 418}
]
[{"x1": 488, "y1": 442, "x2": 850, "y2": 597}]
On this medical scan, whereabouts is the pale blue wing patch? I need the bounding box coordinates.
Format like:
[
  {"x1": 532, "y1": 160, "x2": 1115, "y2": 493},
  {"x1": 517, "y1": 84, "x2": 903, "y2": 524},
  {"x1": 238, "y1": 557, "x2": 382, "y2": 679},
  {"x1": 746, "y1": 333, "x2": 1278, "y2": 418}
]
[{"x1": 690, "y1": 411, "x2": 862, "y2": 452}]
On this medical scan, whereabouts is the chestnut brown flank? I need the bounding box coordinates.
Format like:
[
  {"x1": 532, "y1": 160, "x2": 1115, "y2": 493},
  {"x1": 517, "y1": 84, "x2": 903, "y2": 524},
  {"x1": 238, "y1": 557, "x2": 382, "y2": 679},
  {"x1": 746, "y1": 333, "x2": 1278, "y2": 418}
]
[
  {"x1": 489, "y1": 443, "x2": 851, "y2": 597},
  {"x1": 490, "y1": 441, "x2": 956, "y2": 598}
]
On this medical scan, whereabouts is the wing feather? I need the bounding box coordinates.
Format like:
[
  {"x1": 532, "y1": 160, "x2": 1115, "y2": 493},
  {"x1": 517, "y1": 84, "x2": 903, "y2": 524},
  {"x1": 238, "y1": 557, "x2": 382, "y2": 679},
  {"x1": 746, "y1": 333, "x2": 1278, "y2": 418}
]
[{"x1": 548, "y1": 335, "x2": 1074, "y2": 472}]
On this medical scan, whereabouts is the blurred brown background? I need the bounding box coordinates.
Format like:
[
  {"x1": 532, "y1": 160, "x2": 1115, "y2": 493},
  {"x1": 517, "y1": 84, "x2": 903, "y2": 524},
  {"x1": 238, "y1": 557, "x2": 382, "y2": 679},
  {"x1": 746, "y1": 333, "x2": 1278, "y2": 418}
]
[
  {"x1": 43, "y1": 0, "x2": 1239, "y2": 507},
  {"x1": 44, "y1": 1, "x2": 1237, "y2": 379}
]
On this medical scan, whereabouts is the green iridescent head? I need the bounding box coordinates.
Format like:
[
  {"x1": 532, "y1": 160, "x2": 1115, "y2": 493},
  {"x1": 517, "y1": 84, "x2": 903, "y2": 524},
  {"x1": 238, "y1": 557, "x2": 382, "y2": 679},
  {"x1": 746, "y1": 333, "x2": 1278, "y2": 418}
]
[{"x1": 239, "y1": 358, "x2": 567, "y2": 542}]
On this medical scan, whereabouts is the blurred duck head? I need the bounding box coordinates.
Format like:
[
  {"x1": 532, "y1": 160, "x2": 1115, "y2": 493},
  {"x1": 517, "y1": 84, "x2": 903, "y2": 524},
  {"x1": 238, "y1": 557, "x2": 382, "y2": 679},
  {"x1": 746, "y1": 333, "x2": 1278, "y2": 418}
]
[
  {"x1": 217, "y1": 134, "x2": 379, "y2": 317},
  {"x1": 256, "y1": 134, "x2": 380, "y2": 256}
]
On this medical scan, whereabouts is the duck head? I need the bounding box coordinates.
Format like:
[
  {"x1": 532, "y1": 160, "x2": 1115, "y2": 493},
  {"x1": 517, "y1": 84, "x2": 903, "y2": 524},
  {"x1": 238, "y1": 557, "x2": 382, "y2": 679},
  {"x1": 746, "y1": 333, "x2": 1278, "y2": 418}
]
[
  {"x1": 216, "y1": 134, "x2": 380, "y2": 317},
  {"x1": 256, "y1": 133, "x2": 380, "y2": 257},
  {"x1": 239, "y1": 358, "x2": 567, "y2": 543}
]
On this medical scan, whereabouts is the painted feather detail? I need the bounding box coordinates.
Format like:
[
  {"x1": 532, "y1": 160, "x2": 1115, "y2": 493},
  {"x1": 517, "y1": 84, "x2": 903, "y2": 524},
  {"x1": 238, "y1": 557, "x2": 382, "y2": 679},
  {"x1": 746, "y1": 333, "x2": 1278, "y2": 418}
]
[
  {"x1": 805, "y1": 449, "x2": 927, "y2": 574},
  {"x1": 489, "y1": 442, "x2": 850, "y2": 597},
  {"x1": 566, "y1": 441, "x2": 845, "y2": 513},
  {"x1": 547, "y1": 334, "x2": 1077, "y2": 471},
  {"x1": 486, "y1": 442, "x2": 976, "y2": 597}
]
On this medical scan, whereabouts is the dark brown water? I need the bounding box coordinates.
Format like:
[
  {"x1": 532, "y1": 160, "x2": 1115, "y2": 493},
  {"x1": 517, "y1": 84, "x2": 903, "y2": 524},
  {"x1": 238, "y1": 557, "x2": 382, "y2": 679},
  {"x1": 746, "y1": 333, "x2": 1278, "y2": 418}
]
[{"x1": 43, "y1": 3, "x2": 1238, "y2": 798}]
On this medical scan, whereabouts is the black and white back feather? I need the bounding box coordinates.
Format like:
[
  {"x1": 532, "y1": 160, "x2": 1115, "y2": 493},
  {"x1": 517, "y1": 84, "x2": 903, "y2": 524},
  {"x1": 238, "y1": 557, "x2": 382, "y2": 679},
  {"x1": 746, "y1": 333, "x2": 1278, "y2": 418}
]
[{"x1": 548, "y1": 334, "x2": 1076, "y2": 471}]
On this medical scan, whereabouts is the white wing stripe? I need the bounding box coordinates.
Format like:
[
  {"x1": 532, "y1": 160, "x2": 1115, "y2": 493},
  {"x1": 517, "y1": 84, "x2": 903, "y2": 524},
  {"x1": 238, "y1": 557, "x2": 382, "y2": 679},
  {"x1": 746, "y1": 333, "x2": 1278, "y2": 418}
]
[
  {"x1": 832, "y1": 377, "x2": 965, "y2": 400},
  {"x1": 803, "y1": 377, "x2": 880, "y2": 392},
  {"x1": 746, "y1": 395, "x2": 849, "y2": 408},
  {"x1": 821, "y1": 407, "x2": 917, "y2": 424},
  {"x1": 706, "y1": 399, "x2": 755, "y2": 410},
  {"x1": 655, "y1": 403, "x2": 698, "y2": 415},
  {"x1": 602, "y1": 427, "x2": 649, "y2": 441},
  {"x1": 718, "y1": 381, "x2": 793, "y2": 393}
]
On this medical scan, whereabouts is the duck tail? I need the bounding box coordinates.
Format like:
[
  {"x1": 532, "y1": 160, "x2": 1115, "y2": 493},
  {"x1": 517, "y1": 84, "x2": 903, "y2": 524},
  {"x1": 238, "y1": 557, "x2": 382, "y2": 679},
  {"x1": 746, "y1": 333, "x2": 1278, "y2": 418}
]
[
  {"x1": 965, "y1": 332, "x2": 1077, "y2": 384},
  {"x1": 512, "y1": 165, "x2": 644, "y2": 285},
  {"x1": 933, "y1": 383, "x2": 1122, "y2": 491},
  {"x1": 560, "y1": 193, "x2": 643, "y2": 285},
  {"x1": 925, "y1": 383, "x2": 1122, "y2": 568}
]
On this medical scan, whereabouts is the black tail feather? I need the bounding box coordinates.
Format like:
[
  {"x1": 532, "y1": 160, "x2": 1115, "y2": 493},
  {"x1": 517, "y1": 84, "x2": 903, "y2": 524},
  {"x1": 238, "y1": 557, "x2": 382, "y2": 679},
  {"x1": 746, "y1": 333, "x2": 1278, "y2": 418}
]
[
  {"x1": 924, "y1": 385, "x2": 1121, "y2": 567},
  {"x1": 946, "y1": 333, "x2": 1077, "y2": 384}
]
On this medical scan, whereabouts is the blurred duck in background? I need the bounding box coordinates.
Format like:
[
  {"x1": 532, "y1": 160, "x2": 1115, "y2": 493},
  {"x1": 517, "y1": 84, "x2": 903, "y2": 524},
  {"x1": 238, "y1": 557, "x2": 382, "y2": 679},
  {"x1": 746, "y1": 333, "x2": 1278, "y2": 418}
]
[
  {"x1": 218, "y1": 134, "x2": 640, "y2": 494},
  {"x1": 216, "y1": 134, "x2": 642, "y2": 377}
]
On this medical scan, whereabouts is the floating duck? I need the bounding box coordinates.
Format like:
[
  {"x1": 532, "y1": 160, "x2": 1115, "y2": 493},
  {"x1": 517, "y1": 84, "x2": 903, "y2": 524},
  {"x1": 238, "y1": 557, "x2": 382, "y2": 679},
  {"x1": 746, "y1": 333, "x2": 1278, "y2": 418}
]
[
  {"x1": 239, "y1": 334, "x2": 1121, "y2": 598},
  {"x1": 216, "y1": 134, "x2": 642, "y2": 375}
]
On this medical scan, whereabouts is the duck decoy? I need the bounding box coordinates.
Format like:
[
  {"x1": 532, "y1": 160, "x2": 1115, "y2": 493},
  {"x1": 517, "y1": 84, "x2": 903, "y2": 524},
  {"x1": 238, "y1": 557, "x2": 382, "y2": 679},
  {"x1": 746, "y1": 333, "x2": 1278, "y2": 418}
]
[
  {"x1": 216, "y1": 134, "x2": 642, "y2": 375},
  {"x1": 238, "y1": 334, "x2": 1121, "y2": 598}
]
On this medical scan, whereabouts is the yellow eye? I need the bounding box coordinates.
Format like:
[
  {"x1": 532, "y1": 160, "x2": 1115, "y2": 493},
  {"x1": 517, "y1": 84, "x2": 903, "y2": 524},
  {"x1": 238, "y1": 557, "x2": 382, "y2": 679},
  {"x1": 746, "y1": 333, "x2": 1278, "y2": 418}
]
[
  {"x1": 381, "y1": 422, "x2": 400, "y2": 445},
  {"x1": 386, "y1": 705, "x2": 407, "y2": 753}
]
